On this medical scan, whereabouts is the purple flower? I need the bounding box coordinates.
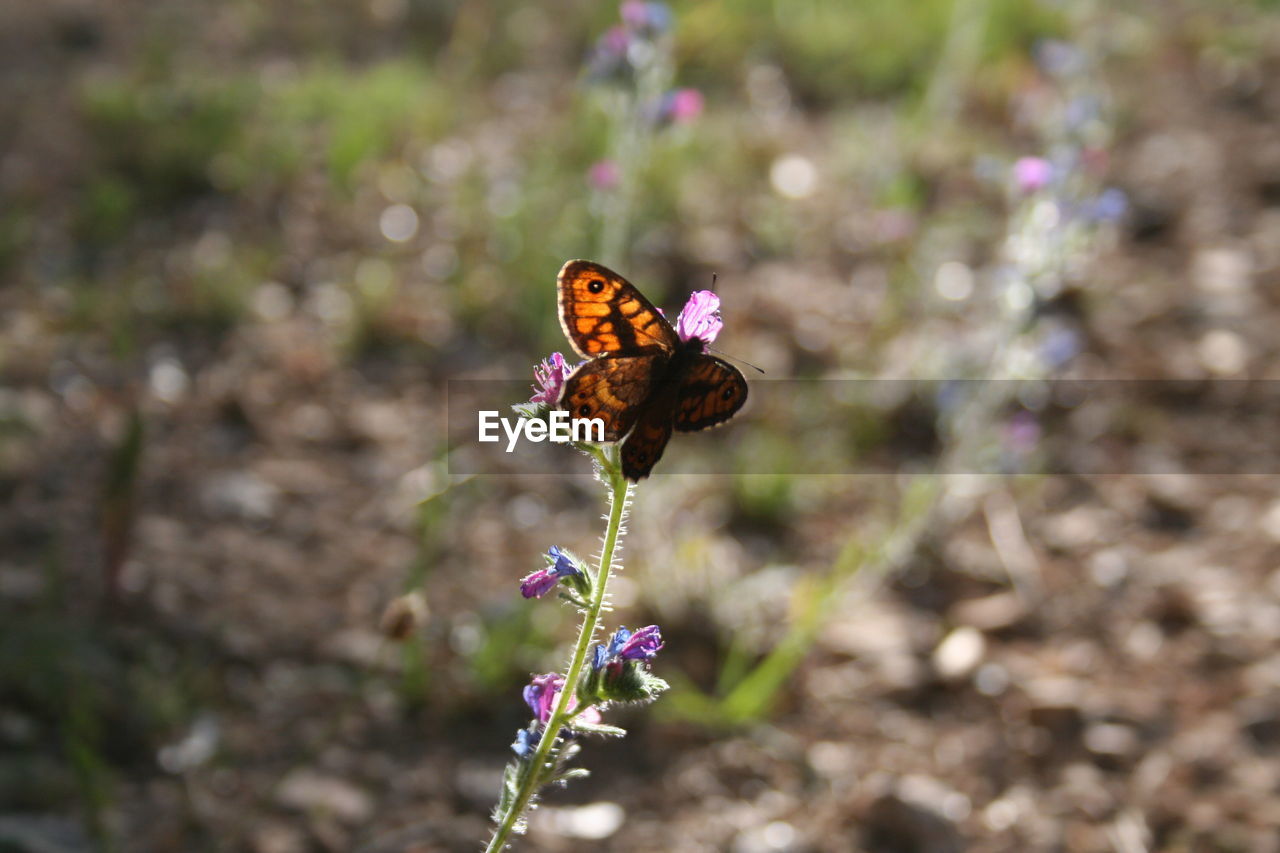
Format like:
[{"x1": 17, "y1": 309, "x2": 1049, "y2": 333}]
[
  {"x1": 519, "y1": 569, "x2": 559, "y2": 599},
  {"x1": 519, "y1": 545, "x2": 581, "y2": 599},
  {"x1": 1039, "y1": 325, "x2": 1082, "y2": 368},
  {"x1": 1013, "y1": 156, "x2": 1053, "y2": 193},
  {"x1": 601, "y1": 25, "x2": 630, "y2": 56},
  {"x1": 616, "y1": 624, "x2": 663, "y2": 660},
  {"x1": 530, "y1": 352, "x2": 572, "y2": 404},
  {"x1": 620, "y1": 1, "x2": 646, "y2": 26},
  {"x1": 658, "y1": 88, "x2": 704, "y2": 124},
  {"x1": 1002, "y1": 411, "x2": 1041, "y2": 456},
  {"x1": 1087, "y1": 188, "x2": 1128, "y2": 223},
  {"x1": 1034, "y1": 39, "x2": 1084, "y2": 78},
  {"x1": 593, "y1": 625, "x2": 663, "y2": 670},
  {"x1": 586, "y1": 26, "x2": 631, "y2": 79},
  {"x1": 523, "y1": 673, "x2": 564, "y2": 724},
  {"x1": 588, "y1": 160, "x2": 621, "y2": 191},
  {"x1": 1064, "y1": 94, "x2": 1101, "y2": 131},
  {"x1": 511, "y1": 727, "x2": 536, "y2": 758},
  {"x1": 522, "y1": 672, "x2": 601, "y2": 727},
  {"x1": 621, "y1": 1, "x2": 672, "y2": 36},
  {"x1": 674, "y1": 290, "x2": 722, "y2": 344}
]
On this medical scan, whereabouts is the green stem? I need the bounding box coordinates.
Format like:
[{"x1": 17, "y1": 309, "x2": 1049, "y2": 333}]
[{"x1": 486, "y1": 452, "x2": 631, "y2": 852}]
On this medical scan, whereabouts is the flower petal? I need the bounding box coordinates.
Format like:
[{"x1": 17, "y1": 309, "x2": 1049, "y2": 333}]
[
  {"x1": 616, "y1": 624, "x2": 663, "y2": 660},
  {"x1": 520, "y1": 568, "x2": 560, "y2": 599},
  {"x1": 674, "y1": 291, "x2": 723, "y2": 344},
  {"x1": 530, "y1": 352, "x2": 571, "y2": 404}
]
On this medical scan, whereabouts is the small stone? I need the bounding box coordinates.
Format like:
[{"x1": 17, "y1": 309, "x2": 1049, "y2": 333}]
[
  {"x1": 864, "y1": 777, "x2": 966, "y2": 853},
  {"x1": 950, "y1": 592, "x2": 1027, "y2": 631},
  {"x1": 1026, "y1": 677, "x2": 1085, "y2": 737},
  {"x1": 1084, "y1": 722, "x2": 1140, "y2": 758},
  {"x1": 1260, "y1": 500, "x2": 1280, "y2": 542},
  {"x1": 1088, "y1": 548, "x2": 1130, "y2": 587},
  {"x1": 379, "y1": 591, "x2": 429, "y2": 640},
  {"x1": 251, "y1": 821, "x2": 307, "y2": 853},
  {"x1": 932, "y1": 627, "x2": 986, "y2": 681},
  {"x1": 276, "y1": 770, "x2": 373, "y2": 824},
  {"x1": 533, "y1": 802, "x2": 625, "y2": 840},
  {"x1": 1238, "y1": 698, "x2": 1280, "y2": 751},
  {"x1": 1197, "y1": 329, "x2": 1248, "y2": 376},
  {"x1": 157, "y1": 714, "x2": 219, "y2": 773},
  {"x1": 733, "y1": 820, "x2": 799, "y2": 853},
  {"x1": 201, "y1": 471, "x2": 280, "y2": 521},
  {"x1": 1193, "y1": 247, "x2": 1252, "y2": 296}
]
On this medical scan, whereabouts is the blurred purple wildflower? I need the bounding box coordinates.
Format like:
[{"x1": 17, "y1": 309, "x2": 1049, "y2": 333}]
[
  {"x1": 1034, "y1": 39, "x2": 1085, "y2": 78},
  {"x1": 657, "y1": 88, "x2": 704, "y2": 125},
  {"x1": 520, "y1": 545, "x2": 581, "y2": 599},
  {"x1": 1013, "y1": 156, "x2": 1054, "y2": 193},
  {"x1": 1087, "y1": 188, "x2": 1128, "y2": 223},
  {"x1": 588, "y1": 159, "x2": 621, "y2": 191},
  {"x1": 1002, "y1": 410, "x2": 1041, "y2": 456},
  {"x1": 1064, "y1": 94, "x2": 1101, "y2": 131},
  {"x1": 530, "y1": 352, "x2": 572, "y2": 405},
  {"x1": 675, "y1": 291, "x2": 722, "y2": 344},
  {"x1": 1039, "y1": 325, "x2": 1082, "y2": 369},
  {"x1": 511, "y1": 728, "x2": 536, "y2": 758},
  {"x1": 586, "y1": 26, "x2": 631, "y2": 80},
  {"x1": 621, "y1": 1, "x2": 671, "y2": 35}
]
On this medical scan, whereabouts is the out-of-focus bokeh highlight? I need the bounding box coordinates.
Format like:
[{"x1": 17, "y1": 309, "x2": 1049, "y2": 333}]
[{"x1": 3, "y1": 0, "x2": 1280, "y2": 850}]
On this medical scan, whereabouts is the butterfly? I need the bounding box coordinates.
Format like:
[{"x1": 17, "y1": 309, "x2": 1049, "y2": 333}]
[{"x1": 556, "y1": 259, "x2": 748, "y2": 481}]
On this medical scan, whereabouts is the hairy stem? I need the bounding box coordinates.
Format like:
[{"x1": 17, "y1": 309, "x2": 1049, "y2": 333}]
[{"x1": 486, "y1": 453, "x2": 631, "y2": 851}]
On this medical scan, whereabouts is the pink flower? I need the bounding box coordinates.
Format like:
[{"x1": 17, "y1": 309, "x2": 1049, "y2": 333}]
[
  {"x1": 520, "y1": 546, "x2": 581, "y2": 599},
  {"x1": 663, "y1": 88, "x2": 703, "y2": 124},
  {"x1": 602, "y1": 26, "x2": 630, "y2": 56},
  {"x1": 1013, "y1": 156, "x2": 1053, "y2": 192},
  {"x1": 588, "y1": 160, "x2": 620, "y2": 191},
  {"x1": 620, "y1": 1, "x2": 647, "y2": 27},
  {"x1": 674, "y1": 290, "x2": 722, "y2": 344},
  {"x1": 621, "y1": 1, "x2": 672, "y2": 35},
  {"x1": 522, "y1": 673, "x2": 602, "y2": 727},
  {"x1": 530, "y1": 352, "x2": 571, "y2": 404}
]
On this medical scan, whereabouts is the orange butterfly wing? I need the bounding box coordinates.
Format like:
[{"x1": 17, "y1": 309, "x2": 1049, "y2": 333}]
[
  {"x1": 620, "y1": 393, "x2": 675, "y2": 481},
  {"x1": 674, "y1": 355, "x2": 749, "y2": 432},
  {"x1": 559, "y1": 353, "x2": 665, "y2": 442},
  {"x1": 557, "y1": 260, "x2": 677, "y2": 357}
]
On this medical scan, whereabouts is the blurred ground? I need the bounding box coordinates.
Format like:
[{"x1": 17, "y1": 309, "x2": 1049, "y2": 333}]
[{"x1": 3, "y1": 1, "x2": 1280, "y2": 852}]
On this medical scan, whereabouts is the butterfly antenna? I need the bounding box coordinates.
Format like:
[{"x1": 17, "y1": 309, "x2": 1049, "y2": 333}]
[
  {"x1": 710, "y1": 272, "x2": 718, "y2": 292},
  {"x1": 706, "y1": 346, "x2": 766, "y2": 374}
]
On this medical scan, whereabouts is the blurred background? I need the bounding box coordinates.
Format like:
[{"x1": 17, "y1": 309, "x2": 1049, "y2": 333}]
[{"x1": 3, "y1": 0, "x2": 1280, "y2": 850}]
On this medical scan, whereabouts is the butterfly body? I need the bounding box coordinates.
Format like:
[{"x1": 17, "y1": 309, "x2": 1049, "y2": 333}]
[{"x1": 555, "y1": 260, "x2": 748, "y2": 481}]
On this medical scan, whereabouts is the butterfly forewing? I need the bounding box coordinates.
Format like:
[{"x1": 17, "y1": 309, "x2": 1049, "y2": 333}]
[
  {"x1": 674, "y1": 355, "x2": 748, "y2": 432},
  {"x1": 557, "y1": 260, "x2": 678, "y2": 358}
]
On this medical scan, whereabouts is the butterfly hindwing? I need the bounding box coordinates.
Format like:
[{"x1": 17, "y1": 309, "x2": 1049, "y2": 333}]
[
  {"x1": 620, "y1": 394, "x2": 676, "y2": 481},
  {"x1": 559, "y1": 352, "x2": 667, "y2": 442},
  {"x1": 674, "y1": 355, "x2": 748, "y2": 433},
  {"x1": 558, "y1": 260, "x2": 678, "y2": 358}
]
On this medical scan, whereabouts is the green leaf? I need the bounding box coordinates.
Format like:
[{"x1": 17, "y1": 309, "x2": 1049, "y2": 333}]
[{"x1": 571, "y1": 721, "x2": 627, "y2": 738}]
